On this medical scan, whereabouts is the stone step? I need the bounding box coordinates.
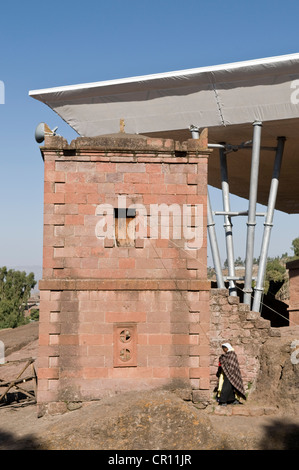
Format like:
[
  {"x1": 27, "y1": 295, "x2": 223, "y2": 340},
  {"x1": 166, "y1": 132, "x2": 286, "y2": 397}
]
[{"x1": 208, "y1": 404, "x2": 279, "y2": 417}]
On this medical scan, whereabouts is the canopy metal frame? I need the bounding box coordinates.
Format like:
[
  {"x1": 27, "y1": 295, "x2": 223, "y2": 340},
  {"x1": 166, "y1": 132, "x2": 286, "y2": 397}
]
[{"x1": 190, "y1": 122, "x2": 286, "y2": 313}]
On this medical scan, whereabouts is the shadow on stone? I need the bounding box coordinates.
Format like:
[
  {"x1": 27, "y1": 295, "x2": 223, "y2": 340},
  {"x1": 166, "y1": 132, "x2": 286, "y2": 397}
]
[
  {"x1": 0, "y1": 430, "x2": 44, "y2": 450},
  {"x1": 260, "y1": 419, "x2": 299, "y2": 450}
]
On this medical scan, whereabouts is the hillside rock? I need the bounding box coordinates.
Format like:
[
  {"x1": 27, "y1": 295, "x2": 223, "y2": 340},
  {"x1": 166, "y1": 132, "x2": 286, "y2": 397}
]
[
  {"x1": 37, "y1": 390, "x2": 221, "y2": 450},
  {"x1": 249, "y1": 327, "x2": 299, "y2": 412}
]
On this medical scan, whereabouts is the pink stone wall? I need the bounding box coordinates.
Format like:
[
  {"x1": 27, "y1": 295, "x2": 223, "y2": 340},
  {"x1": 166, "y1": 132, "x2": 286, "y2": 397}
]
[
  {"x1": 38, "y1": 286, "x2": 210, "y2": 407},
  {"x1": 37, "y1": 132, "x2": 211, "y2": 414}
]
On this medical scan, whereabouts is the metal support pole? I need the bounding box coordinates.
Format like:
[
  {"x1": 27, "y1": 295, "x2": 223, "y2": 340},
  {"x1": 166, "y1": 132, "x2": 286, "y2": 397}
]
[
  {"x1": 189, "y1": 125, "x2": 224, "y2": 289},
  {"x1": 243, "y1": 121, "x2": 263, "y2": 306},
  {"x1": 252, "y1": 136, "x2": 286, "y2": 312},
  {"x1": 215, "y1": 211, "x2": 266, "y2": 217},
  {"x1": 207, "y1": 190, "x2": 225, "y2": 289},
  {"x1": 219, "y1": 146, "x2": 237, "y2": 296}
]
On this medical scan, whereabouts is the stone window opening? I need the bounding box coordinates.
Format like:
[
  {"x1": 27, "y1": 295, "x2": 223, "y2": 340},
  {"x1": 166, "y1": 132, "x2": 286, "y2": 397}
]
[
  {"x1": 114, "y1": 208, "x2": 136, "y2": 247},
  {"x1": 113, "y1": 324, "x2": 137, "y2": 367}
]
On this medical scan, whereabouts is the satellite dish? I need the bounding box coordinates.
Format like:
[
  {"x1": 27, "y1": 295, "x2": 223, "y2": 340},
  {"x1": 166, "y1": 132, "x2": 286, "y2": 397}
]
[{"x1": 35, "y1": 122, "x2": 58, "y2": 143}]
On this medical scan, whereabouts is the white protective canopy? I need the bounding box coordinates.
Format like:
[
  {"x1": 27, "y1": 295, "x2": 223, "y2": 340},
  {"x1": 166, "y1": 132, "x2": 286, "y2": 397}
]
[{"x1": 29, "y1": 53, "x2": 299, "y2": 213}]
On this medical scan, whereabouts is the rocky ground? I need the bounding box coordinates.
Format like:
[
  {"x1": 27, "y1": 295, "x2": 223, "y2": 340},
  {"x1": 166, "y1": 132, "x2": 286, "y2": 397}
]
[{"x1": 0, "y1": 323, "x2": 298, "y2": 451}]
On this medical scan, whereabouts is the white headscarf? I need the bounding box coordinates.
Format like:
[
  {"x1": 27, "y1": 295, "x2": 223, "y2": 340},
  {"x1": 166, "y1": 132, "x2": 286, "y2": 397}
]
[{"x1": 221, "y1": 343, "x2": 234, "y2": 352}]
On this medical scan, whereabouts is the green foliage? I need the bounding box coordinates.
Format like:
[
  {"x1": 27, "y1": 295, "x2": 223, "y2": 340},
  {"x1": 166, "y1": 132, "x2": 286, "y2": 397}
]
[
  {"x1": 235, "y1": 256, "x2": 244, "y2": 266},
  {"x1": 29, "y1": 308, "x2": 39, "y2": 321},
  {"x1": 291, "y1": 237, "x2": 299, "y2": 258},
  {"x1": 265, "y1": 258, "x2": 286, "y2": 282},
  {"x1": 223, "y1": 256, "x2": 245, "y2": 268},
  {"x1": 0, "y1": 267, "x2": 36, "y2": 329},
  {"x1": 264, "y1": 257, "x2": 287, "y2": 293}
]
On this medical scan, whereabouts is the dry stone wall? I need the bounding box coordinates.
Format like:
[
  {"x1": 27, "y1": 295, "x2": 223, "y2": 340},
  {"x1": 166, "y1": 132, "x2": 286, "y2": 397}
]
[{"x1": 209, "y1": 288, "x2": 281, "y2": 396}]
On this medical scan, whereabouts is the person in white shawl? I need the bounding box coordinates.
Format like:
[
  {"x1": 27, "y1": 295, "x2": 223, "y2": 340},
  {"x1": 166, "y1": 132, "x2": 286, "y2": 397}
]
[{"x1": 216, "y1": 343, "x2": 246, "y2": 406}]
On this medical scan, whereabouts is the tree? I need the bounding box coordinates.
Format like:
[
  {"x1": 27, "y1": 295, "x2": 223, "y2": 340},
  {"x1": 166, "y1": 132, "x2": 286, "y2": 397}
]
[
  {"x1": 223, "y1": 257, "x2": 244, "y2": 268},
  {"x1": 264, "y1": 257, "x2": 287, "y2": 294},
  {"x1": 0, "y1": 267, "x2": 36, "y2": 329},
  {"x1": 291, "y1": 237, "x2": 299, "y2": 258},
  {"x1": 235, "y1": 256, "x2": 244, "y2": 266},
  {"x1": 29, "y1": 308, "x2": 39, "y2": 321},
  {"x1": 265, "y1": 258, "x2": 286, "y2": 282}
]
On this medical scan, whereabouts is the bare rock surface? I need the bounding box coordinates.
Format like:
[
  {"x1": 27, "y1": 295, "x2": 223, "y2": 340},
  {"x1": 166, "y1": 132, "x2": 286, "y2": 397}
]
[{"x1": 0, "y1": 322, "x2": 298, "y2": 450}]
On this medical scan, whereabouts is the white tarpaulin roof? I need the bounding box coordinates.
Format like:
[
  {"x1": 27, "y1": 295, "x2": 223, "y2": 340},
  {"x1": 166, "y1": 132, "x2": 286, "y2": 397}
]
[{"x1": 29, "y1": 53, "x2": 299, "y2": 213}]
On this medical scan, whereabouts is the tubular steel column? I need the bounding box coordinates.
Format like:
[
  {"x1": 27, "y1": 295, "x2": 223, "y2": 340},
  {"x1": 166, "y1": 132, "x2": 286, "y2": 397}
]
[
  {"x1": 252, "y1": 136, "x2": 286, "y2": 312},
  {"x1": 219, "y1": 146, "x2": 237, "y2": 296},
  {"x1": 244, "y1": 121, "x2": 263, "y2": 306},
  {"x1": 207, "y1": 190, "x2": 225, "y2": 289}
]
